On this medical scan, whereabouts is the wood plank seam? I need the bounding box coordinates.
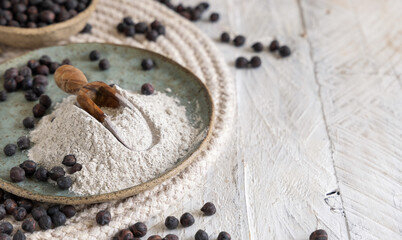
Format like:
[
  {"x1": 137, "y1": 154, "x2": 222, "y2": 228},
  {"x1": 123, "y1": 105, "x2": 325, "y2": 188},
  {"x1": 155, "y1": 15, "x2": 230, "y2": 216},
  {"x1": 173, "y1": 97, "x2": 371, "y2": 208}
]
[{"x1": 296, "y1": 0, "x2": 352, "y2": 239}]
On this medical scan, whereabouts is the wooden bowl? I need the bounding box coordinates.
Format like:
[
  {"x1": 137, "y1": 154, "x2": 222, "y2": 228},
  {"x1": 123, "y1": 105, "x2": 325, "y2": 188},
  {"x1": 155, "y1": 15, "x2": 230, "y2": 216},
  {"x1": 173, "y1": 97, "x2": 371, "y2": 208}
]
[{"x1": 0, "y1": 0, "x2": 99, "y2": 49}]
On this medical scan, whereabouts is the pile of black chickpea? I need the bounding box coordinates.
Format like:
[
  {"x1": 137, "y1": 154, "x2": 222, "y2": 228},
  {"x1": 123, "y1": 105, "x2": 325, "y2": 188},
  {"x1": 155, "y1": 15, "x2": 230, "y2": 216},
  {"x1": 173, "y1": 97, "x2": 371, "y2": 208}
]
[{"x1": 0, "y1": 0, "x2": 91, "y2": 28}]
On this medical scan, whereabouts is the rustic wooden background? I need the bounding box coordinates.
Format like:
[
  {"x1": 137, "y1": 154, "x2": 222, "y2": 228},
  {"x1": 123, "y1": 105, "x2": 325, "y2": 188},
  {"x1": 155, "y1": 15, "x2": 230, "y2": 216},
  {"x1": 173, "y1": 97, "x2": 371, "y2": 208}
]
[
  {"x1": 148, "y1": 0, "x2": 402, "y2": 239},
  {"x1": 0, "y1": 0, "x2": 400, "y2": 239}
]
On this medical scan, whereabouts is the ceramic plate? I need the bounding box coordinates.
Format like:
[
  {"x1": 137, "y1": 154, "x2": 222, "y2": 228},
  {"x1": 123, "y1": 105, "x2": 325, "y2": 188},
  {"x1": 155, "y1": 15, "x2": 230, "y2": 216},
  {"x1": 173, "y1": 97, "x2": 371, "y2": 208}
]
[{"x1": 0, "y1": 43, "x2": 214, "y2": 204}]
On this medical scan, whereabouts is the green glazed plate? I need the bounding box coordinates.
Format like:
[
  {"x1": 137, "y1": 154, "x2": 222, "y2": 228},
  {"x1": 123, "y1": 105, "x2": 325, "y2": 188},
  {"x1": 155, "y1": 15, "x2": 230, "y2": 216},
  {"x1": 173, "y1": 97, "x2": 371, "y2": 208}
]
[{"x1": 0, "y1": 43, "x2": 214, "y2": 204}]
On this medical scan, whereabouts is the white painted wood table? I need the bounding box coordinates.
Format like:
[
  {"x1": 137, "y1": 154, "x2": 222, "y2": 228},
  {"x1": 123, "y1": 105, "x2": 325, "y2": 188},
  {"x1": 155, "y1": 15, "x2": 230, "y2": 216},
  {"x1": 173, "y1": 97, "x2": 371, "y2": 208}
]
[{"x1": 149, "y1": 0, "x2": 402, "y2": 239}]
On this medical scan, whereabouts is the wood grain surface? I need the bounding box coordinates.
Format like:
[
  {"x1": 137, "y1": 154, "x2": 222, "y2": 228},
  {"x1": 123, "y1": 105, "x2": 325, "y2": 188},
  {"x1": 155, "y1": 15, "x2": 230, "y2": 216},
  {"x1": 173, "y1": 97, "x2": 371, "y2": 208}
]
[
  {"x1": 153, "y1": 0, "x2": 402, "y2": 239},
  {"x1": 0, "y1": 0, "x2": 400, "y2": 239}
]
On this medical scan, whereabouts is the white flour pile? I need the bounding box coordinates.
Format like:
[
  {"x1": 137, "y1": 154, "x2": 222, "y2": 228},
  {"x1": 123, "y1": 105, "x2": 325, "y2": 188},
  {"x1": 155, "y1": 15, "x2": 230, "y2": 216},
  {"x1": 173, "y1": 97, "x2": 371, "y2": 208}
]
[{"x1": 28, "y1": 88, "x2": 201, "y2": 195}]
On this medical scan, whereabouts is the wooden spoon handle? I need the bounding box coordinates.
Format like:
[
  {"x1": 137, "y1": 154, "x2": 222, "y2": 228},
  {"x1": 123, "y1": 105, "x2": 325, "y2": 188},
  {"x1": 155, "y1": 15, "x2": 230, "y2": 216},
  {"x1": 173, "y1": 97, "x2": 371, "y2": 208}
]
[
  {"x1": 54, "y1": 65, "x2": 88, "y2": 94},
  {"x1": 77, "y1": 93, "x2": 106, "y2": 123},
  {"x1": 79, "y1": 81, "x2": 120, "y2": 108}
]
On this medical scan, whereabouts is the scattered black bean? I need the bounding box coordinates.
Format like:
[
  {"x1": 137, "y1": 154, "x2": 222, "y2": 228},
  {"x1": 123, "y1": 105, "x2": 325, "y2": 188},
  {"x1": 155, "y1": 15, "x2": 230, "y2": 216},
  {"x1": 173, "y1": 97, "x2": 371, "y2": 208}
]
[
  {"x1": 0, "y1": 205, "x2": 5, "y2": 220},
  {"x1": 34, "y1": 65, "x2": 49, "y2": 76},
  {"x1": 201, "y1": 202, "x2": 216, "y2": 216},
  {"x1": 141, "y1": 83, "x2": 154, "y2": 95},
  {"x1": 150, "y1": 20, "x2": 161, "y2": 30},
  {"x1": 49, "y1": 166, "x2": 65, "y2": 181},
  {"x1": 69, "y1": 163, "x2": 82, "y2": 174},
  {"x1": 233, "y1": 35, "x2": 246, "y2": 47},
  {"x1": 4, "y1": 199, "x2": 17, "y2": 214},
  {"x1": 235, "y1": 57, "x2": 248, "y2": 69},
  {"x1": 195, "y1": 229, "x2": 208, "y2": 240},
  {"x1": 0, "y1": 91, "x2": 7, "y2": 102},
  {"x1": 12, "y1": 207, "x2": 27, "y2": 221},
  {"x1": 10, "y1": 167, "x2": 25, "y2": 183},
  {"x1": 34, "y1": 167, "x2": 49, "y2": 182},
  {"x1": 279, "y1": 45, "x2": 291, "y2": 57},
  {"x1": 80, "y1": 23, "x2": 92, "y2": 33},
  {"x1": 12, "y1": 230, "x2": 26, "y2": 240},
  {"x1": 27, "y1": 60, "x2": 40, "y2": 70},
  {"x1": 99, "y1": 59, "x2": 110, "y2": 70},
  {"x1": 0, "y1": 222, "x2": 13, "y2": 234},
  {"x1": 15, "y1": 76, "x2": 24, "y2": 89},
  {"x1": 164, "y1": 216, "x2": 179, "y2": 230},
  {"x1": 250, "y1": 56, "x2": 262, "y2": 68},
  {"x1": 155, "y1": 25, "x2": 165, "y2": 35},
  {"x1": 17, "y1": 136, "x2": 30, "y2": 150},
  {"x1": 32, "y1": 103, "x2": 46, "y2": 118},
  {"x1": 62, "y1": 155, "x2": 76, "y2": 166},
  {"x1": 116, "y1": 229, "x2": 133, "y2": 240},
  {"x1": 17, "y1": 199, "x2": 33, "y2": 213},
  {"x1": 22, "y1": 77, "x2": 33, "y2": 90},
  {"x1": 47, "y1": 205, "x2": 61, "y2": 216},
  {"x1": 96, "y1": 210, "x2": 111, "y2": 226},
  {"x1": 217, "y1": 231, "x2": 231, "y2": 240},
  {"x1": 141, "y1": 59, "x2": 155, "y2": 71},
  {"x1": 135, "y1": 22, "x2": 148, "y2": 34},
  {"x1": 268, "y1": 40, "x2": 280, "y2": 52},
  {"x1": 130, "y1": 222, "x2": 147, "y2": 238},
  {"x1": 39, "y1": 55, "x2": 52, "y2": 66},
  {"x1": 3, "y1": 79, "x2": 17, "y2": 92},
  {"x1": 252, "y1": 42, "x2": 264, "y2": 52},
  {"x1": 33, "y1": 75, "x2": 48, "y2": 86},
  {"x1": 209, "y1": 12, "x2": 219, "y2": 22},
  {"x1": 38, "y1": 215, "x2": 52, "y2": 230},
  {"x1": 52, "y1": 211, "x2": 67, "y2": 227},
  {"x1": 57, "y1": 176, "x2": 72, "y2": 190},
  {"x1": 33, "y1": 84, "x2": 46, "y2": 96},
  {"x1": 2, "y1": 192, "x2": 16, "y2": 201},
  {"x1": 21, "y1": 218, "x2": 36, "y2": 233},
  {"x1": 148, "y1": 236, "x2": 162, "y2": 240},
  {"x1": 145, "y1": 30, "x2": 159, "y2": 41},
  {"x1": 123, "y1": 16, "x2": 134, "y2": 26},
  {"x1": 19, "y1": 66, "x2": 32, "y2": 77},
  {"x1": 162, "y1": 234, "x2": 178, "y2": 240},
  {"x1": 48, "y1": 62, "x2": 60, "y2": 74},
  {"x1": 124, "y1": 25, "x2": 135, "y2": 37},
  {"x1": 39, "y1": 95, "x2": 52, "y2": 109},
  {"x1": 24, "y1": 90, "x2": 37, "y2": 101},
  {"x1": 117, "y1": 22, "x2": 126, "y2": 33},
  {"x1": 19, "y1": 160, "x2": 36, "y2": 176},
  {"x1": 3, "y1": 144, "x2": 17, "y2": 156},
  {"x1": 31, "y1": 207, "x2": 47, "y2": 221},
  {"x1": 309, "y1": 229, "x2": 328, "y2": 240},
  {"x1": 0, "y1": 233, "x2": 10, "y2": 240},
  {"x1": 89, "y1": 50, "x2": 101, "y2": 61},
  {"x1": 22, "y1": 117, "x2": 35, "y2": 129},
  {"x1": 62, "y1": 58, "x2": 72, "y2": 65},
  {"x1": 180, "y1": 212, "x2": 194, "y2": 227},
  {"x1": 61, "y1": 205, "x2": 76, "y2": 218},
  {"x1": 4, "y1": 68, "x2": 18, "y2": 80}
]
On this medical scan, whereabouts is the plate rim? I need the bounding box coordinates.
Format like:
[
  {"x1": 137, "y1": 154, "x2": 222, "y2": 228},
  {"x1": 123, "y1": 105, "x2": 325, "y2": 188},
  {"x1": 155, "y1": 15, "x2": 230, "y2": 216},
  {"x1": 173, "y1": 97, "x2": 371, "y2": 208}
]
[{"x1": 0, "y1": 42, "x2": 215, "y2": 204}]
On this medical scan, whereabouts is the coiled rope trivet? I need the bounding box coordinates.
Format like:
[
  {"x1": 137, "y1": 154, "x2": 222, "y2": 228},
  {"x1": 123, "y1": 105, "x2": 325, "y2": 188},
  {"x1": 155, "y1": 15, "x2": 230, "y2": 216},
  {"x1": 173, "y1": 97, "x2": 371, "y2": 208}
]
[{"x1": 0, "y1": 0, "x2": 235, "y2": 238}]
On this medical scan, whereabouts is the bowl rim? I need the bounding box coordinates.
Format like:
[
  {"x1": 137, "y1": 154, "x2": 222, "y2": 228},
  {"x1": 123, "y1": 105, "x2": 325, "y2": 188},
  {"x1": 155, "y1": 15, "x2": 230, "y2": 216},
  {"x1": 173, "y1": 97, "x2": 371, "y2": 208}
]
[
  {"x1": 0, "y1": 42, "x2": 215, "y2": 205},
  {"x1": 0, "y1": 0, "x2": 99, "y2": 35}
]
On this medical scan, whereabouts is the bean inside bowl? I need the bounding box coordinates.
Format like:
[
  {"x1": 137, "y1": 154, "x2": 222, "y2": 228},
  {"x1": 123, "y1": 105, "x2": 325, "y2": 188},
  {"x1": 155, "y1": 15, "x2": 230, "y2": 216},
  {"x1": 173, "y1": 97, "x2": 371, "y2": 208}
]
[{"x1": 0, "y1": 0, "x2": 99, "y2": 49}]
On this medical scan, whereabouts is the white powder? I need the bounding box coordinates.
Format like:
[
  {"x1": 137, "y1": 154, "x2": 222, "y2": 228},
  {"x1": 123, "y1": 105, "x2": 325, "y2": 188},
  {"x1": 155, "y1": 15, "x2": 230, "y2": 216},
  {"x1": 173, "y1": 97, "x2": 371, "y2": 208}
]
[{"x1": 28, "y1": 88, "x2": 200, "y2": 195}]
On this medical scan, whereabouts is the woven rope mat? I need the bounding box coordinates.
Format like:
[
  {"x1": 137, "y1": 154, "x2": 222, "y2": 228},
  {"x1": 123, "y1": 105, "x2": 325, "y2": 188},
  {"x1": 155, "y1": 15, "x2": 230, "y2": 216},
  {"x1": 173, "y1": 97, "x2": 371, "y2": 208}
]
[{"x1": 0, "y1": 0, "x2": 235, "y2": 239}]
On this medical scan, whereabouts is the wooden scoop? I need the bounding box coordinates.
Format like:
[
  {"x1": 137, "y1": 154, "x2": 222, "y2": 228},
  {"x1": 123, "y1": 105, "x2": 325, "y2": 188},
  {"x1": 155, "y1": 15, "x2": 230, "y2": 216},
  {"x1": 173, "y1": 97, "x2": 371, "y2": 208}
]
[{"x1": 54, "y1": 65, "x2": 135, "y2": 149}]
